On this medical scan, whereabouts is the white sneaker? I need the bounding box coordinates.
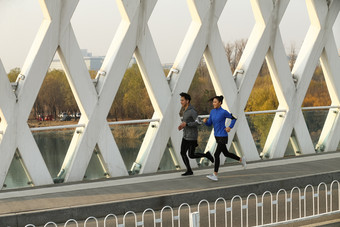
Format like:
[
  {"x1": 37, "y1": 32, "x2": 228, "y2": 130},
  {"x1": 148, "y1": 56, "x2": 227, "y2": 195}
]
[
  {"x1": 206, "y1": 173, "x2": 218, "y2": 181},
  {"x1": 241, "y1": 156, "x2": 247, "y2": 169}
]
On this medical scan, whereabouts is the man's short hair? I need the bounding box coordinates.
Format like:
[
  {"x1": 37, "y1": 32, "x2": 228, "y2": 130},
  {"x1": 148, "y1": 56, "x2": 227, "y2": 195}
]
[{"x1": 180, "y1": 92, "x2": 191, "y2": 102}]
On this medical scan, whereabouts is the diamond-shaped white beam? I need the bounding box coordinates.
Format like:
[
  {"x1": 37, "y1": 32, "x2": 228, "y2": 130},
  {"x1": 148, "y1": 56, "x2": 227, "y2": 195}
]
[
  {"x1": 232, "y1": 0, "x2": 295, "y2": 160},
  {"x1": 251, "y1": 0, "x2": 316, "y2": 158},
  {"x1": 310, "y1": 0, "x2": 340, "y2": 152},
  {"x1": 0, "y1": 0, "x2": 339, "y2": 188}
]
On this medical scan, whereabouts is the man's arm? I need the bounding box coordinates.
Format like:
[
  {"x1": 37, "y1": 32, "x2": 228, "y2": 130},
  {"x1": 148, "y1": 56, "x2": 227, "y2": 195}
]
[{"x1": 186, "y1": 109, "x2": 199, "y2": 127}]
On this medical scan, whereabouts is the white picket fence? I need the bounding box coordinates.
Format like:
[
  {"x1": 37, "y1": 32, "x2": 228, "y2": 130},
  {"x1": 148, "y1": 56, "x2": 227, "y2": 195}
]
[{"x1": 25, "y1": 180, "x2": 340, "y2": 227}]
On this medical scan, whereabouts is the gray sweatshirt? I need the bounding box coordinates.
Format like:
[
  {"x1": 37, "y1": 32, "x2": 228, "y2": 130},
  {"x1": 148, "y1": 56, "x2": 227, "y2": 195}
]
[{"x1": 182, "y1": 104, "x2": 199, "y2": 140}]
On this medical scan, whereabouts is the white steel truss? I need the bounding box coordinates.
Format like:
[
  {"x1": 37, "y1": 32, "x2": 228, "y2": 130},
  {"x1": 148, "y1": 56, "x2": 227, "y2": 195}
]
[{"x1": 0, "y1": 0, "x2": 339, "y2": 188}]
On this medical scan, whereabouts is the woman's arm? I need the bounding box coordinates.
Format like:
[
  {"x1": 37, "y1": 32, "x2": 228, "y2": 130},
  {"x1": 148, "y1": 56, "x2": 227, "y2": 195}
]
[{"x1": 224, "y1": 110, "x2": 237, "y2": 128}]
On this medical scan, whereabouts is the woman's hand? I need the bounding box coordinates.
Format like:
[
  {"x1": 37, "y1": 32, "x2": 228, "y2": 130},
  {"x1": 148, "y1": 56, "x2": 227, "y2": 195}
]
[
  {"x1": 225, "y1": 127, "x2": 231, "y2": 132},
  {"x1": 203, "y1": 118, "x2": 208, "y2": 123}
]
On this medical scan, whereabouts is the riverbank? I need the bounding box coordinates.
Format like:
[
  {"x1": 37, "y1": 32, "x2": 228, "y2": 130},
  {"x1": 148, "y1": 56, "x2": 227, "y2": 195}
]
[
  {"x1": 27, "y1": 119, "x2": 150, "y2": 140},
  {"x1": 28, "y1": 119, "x2": 79, "y2": 128},
  {"x1": 27, "y1": 118, "x2": 142, "y2": 128}
]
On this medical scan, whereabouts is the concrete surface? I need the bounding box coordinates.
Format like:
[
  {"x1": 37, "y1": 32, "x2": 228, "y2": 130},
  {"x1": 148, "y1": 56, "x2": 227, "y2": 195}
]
[{"x1": 0, "y1": 152, "x2": 339, "y2": 226}]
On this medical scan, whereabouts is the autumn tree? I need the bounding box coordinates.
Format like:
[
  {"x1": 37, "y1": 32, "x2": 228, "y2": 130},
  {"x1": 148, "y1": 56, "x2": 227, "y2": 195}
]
[
  {"x1": 302, "y1": 65, "x2": 330, "y2": 107},
  {"x1": 32, "y1": 69, "x2": 77, "y2": 119},
  {"x1": 110, "y1": 64, "x2": 153, "y2": 120},
  {"x1": 188, "y1": 59, "x2": 216, "y2": 115},
  {"x1": 245, "y1": 73, "x2": 279, "y2": 150},
  {"x1": 7, "y1": 68, "x2": 20, "y2": 82}
]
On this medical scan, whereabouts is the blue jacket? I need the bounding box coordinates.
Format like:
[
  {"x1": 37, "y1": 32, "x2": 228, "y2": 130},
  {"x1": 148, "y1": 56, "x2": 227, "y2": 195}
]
[{"x1": 205, "y1": 107, "x2": 236, "y2": 137}]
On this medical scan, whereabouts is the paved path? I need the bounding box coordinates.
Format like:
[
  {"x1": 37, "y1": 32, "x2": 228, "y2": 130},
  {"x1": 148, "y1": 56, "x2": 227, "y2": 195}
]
[{"x1": 0, "y1": 152, "x2": 339, "y2": 226}]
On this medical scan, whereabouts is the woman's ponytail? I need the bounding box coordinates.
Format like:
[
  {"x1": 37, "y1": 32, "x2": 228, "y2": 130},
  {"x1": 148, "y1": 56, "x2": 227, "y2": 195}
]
[{"x1": 209, "y1": 95, "x2": 224, "y2": 104}]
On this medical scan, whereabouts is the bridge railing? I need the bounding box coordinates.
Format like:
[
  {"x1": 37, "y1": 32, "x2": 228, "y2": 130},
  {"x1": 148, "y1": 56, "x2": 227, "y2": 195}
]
[
  {"x1": 24, "y1": 180, "x2": 340, "y2": 227},
  {"x1": 0, "y1": 106, "x2": 337, "y2": 133},
  {"x1": 3, "y1": 108, "x2": 339, "y2": 190}
]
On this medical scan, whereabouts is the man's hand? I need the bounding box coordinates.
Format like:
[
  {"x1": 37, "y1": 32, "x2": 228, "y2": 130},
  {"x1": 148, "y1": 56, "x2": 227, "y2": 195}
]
[
  {"x1": 178, "y1": 122, "x2": 187, "y2": 130},
  {"x1": 225, "y1": 127, "x2": 231, "y2": 132},
  {"x1": 203, "y1": 118, "x2": 208, "y2": 123}
]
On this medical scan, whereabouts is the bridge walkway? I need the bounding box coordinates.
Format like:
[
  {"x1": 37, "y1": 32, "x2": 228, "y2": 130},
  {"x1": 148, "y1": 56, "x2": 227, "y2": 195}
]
[{"x1": 0, "y1": 152, "x2": 339, "y2": 226}]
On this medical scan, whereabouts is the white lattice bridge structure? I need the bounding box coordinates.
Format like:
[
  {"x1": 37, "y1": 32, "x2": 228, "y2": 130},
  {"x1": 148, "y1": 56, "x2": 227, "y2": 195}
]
[{"x1": 0, "y1": 0, "x2": 339, "y2": 189}]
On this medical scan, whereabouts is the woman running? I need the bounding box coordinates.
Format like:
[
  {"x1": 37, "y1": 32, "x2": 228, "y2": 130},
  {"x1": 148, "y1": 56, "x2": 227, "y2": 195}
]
[{"x1": 203, "y1": 95, "x2": 246, "y2": 181}]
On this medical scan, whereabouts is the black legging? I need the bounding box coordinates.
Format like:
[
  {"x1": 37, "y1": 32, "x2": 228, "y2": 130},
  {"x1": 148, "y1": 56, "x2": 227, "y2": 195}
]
[
  {"x1": 214, "y1": 136, "x2": 240, "y2": 172},
  {"x1": 180, "y1": 138, "x2": 207, "y2": 172}
]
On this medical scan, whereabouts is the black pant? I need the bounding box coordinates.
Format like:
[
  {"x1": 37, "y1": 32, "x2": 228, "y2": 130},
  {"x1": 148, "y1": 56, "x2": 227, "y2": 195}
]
[
  {"x1": 180, "y1": 138, "x2": 206, "y2": 172},
  {"x1": 214, "y1": 137, "x2": 240, "y2": 173}
]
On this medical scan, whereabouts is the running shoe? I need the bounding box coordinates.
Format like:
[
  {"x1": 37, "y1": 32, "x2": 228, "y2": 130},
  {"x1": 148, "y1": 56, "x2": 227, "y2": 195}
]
[
  {"x1": 206, "y1": 173, "x2": 218, "y2": 181},
  {"x1": 181, "y1": 171, "x2": 193, "y2": 176}
]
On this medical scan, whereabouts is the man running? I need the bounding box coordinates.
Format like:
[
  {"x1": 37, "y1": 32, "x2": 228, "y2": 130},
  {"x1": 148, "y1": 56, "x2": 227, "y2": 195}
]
[{"x1": 178, "y1": 92, "x2": 214, "y2": 176}]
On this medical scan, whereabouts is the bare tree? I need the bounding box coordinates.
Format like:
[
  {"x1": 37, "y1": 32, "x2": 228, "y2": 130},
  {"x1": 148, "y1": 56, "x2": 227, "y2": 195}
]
[
  {"x1": 225, "y1": 39, "x2": 247, "y2": 74},
  {"x1": 234, "y1": 39, "x2": 247, "y2": 65},
  {"x1": 288, "y1": 43, "x2": 297, "y2": 71},
  {"x1": 225, "y1": 42, "x2": 234, "y2": 68}
]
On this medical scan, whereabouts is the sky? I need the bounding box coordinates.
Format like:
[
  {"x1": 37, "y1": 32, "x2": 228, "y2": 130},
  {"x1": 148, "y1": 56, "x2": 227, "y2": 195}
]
[{"x1": 0, "y1": 0, "x2": 339, "y2": 72}]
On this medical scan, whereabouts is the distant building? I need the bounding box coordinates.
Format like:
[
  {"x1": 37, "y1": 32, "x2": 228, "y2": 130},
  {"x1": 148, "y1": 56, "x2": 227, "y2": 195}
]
[
  {"x1": 83, "y1": 56, "x2": 104, "y2": 71},
  {"x1": 50, "y1": 51, "x2": 174, "y2": 71},
  {"x1": 128, "y1": 57, "x2": 137, "y2": 68},
  {"x1": 49, "y1": 59, "x2": 63, "y2": 70},
  {"x1": 49, "y1": 49, "x2": 104, "y2": 71},
  {"x1": 128, "y1": 59, "x2": 174, "y2": 70},
  {"x1": 162, "y1": 63, "x2": 173, "y2": 70}
]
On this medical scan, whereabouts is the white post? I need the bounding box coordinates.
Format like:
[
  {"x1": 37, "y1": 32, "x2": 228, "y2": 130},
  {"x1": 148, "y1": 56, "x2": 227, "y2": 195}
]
[{"x1": 189, "y1": 212, "x2": 200, "y2": 227}]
